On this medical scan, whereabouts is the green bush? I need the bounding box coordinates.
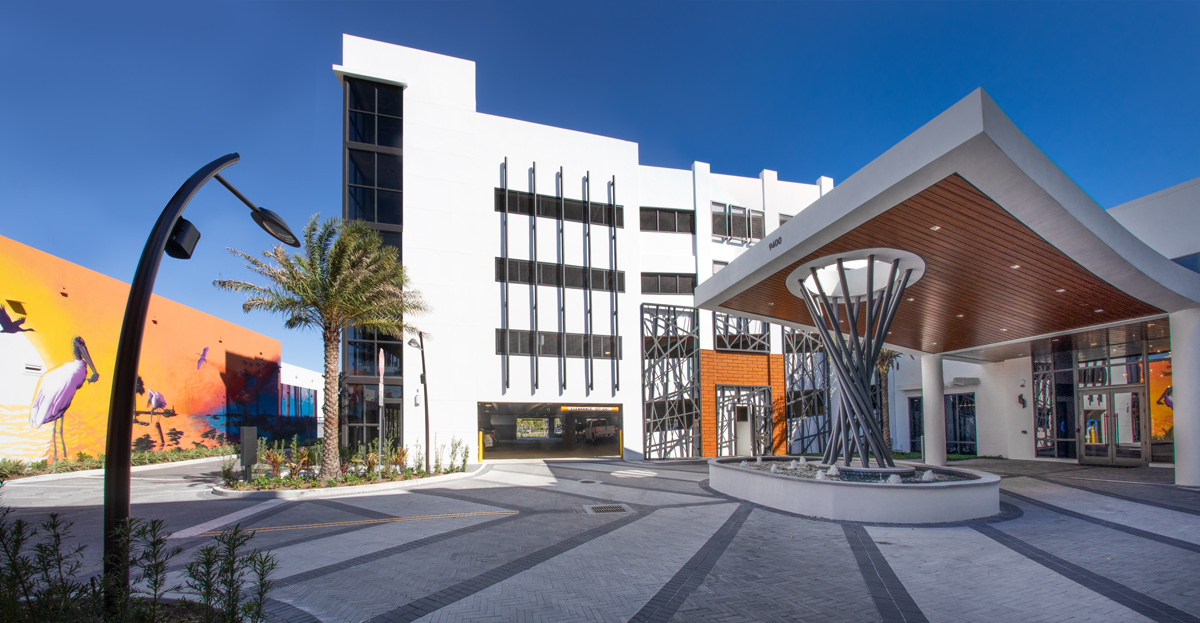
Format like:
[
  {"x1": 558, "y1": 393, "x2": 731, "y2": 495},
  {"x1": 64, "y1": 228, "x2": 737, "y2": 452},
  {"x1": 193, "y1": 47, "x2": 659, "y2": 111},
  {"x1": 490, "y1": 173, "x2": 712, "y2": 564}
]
[{"x1": 0, "y1": 485, "x2": 276, "y2": 623}]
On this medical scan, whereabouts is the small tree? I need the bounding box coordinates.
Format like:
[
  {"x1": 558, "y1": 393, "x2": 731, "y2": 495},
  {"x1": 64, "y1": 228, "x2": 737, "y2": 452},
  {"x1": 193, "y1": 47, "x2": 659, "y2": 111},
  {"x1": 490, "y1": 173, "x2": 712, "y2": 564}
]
[
  {"x1": 215, "y1": 216, "x2": 427, "y2": 478},
  {"x1": 874, "y1": 349, "x2": 910, "y2": 451}
]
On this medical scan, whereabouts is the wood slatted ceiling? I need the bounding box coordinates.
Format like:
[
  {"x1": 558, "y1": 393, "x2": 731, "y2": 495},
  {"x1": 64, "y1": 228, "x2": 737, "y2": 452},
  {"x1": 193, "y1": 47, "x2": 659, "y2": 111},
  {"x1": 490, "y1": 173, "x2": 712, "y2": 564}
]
[{"x1": 720, "y1": 174, "x2": 1163, "y2": 354}]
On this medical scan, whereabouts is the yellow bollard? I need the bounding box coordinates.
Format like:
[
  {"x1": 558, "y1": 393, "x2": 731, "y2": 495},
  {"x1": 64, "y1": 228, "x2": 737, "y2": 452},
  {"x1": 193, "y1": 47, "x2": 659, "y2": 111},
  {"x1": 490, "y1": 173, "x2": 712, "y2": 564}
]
[
  {"x1": 619, "y1": 429, "x2": 624, "y2": 459},
  {"x1": 478, "y1": 430, "x2": 483, "y2": 462}
]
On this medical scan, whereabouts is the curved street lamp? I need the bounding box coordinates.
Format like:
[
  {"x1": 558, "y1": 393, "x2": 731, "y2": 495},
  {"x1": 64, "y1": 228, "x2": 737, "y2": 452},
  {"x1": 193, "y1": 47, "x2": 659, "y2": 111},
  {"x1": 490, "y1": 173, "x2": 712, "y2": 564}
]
[
  {"x1": 102, "y1": 153, "x2": 298, "y2": 614},
  {"x1": 407, "y1": 334, "x2": 431, "y2": 473}
]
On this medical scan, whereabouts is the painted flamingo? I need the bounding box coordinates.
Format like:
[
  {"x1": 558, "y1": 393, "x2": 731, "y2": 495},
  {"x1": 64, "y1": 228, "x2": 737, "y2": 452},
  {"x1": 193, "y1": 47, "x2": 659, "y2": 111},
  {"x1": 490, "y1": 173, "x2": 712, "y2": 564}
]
[
  {"x1": 195, "y1": 346, "x2": 209, "y2": 370},
  {"x1": 30, "y1": 336, "x2": 99, "y2": 461}
]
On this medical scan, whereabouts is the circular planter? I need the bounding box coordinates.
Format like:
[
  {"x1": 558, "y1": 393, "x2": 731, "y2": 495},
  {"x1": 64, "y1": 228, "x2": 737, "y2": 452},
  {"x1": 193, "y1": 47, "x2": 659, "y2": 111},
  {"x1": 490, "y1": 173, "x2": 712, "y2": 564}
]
[{"x1": 708, "y1": 457, "x2": 1000, "y2": 524}]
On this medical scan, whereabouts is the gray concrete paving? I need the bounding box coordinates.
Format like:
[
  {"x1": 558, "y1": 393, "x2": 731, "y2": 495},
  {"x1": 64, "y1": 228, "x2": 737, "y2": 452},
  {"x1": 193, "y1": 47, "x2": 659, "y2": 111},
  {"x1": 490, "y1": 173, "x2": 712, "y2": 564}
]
[{"x1": 3, "y1": 457, "x2": 1199, "y2": 622}]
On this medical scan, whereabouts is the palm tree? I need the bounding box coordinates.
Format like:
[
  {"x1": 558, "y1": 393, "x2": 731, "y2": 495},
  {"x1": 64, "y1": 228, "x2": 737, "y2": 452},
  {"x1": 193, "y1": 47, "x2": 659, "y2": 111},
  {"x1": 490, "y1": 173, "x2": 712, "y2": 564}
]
[
  {"x1": 215, "y1": 216, "x2": 427, "y2": 478},
  {"x1": 874, "y1": 349, "x2": 909, "y2": 451}
]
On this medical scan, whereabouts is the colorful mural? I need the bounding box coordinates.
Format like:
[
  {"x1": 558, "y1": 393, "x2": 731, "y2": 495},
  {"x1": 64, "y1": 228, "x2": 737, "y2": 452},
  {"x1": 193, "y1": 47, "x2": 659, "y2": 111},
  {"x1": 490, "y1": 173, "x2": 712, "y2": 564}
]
[
  {"x1": 1150, "y1": 356, "x2": 1173, "y2": 439},
  {"x1": 0, "y1": 235, "x2": 313, "y2": 462}
]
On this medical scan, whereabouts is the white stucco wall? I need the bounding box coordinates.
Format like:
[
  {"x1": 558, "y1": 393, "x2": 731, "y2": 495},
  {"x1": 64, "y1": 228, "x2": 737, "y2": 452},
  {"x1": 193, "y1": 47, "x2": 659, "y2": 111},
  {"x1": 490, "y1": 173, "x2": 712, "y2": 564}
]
[{"x1": 336, "y1": 36, "x2": 826, "y2": 461}]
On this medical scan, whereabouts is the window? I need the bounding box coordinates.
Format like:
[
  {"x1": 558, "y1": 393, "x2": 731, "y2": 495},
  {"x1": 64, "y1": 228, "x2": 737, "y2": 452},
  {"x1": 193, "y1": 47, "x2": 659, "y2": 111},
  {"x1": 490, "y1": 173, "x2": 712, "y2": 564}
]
[
  {"x1": 639, "y1": 207, "x2": 694, "y2": 233},
  {"x1": 495, "y1": 189, "x2": 623, "y2": 228},
  {"x1": 641, "y1": 273, "x2": 697, "y2": 295},
  {"x1": 495, "y1": 258, "x2": 625, "y2": 293},
  {"x1": 345, "y1": 78, "x2": 403, "y2": 227},
  {"x1": 711, "y1": 202, "x2": 765, "y2": 242},
  {"x1": 496, "y1": 329, "x2": 622, "y2": 359}
]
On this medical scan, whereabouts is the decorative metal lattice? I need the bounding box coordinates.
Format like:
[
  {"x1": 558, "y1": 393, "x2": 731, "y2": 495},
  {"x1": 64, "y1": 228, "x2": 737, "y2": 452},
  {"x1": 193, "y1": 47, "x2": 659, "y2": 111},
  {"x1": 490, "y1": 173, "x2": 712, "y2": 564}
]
[
  {"x1": 713, "y1": 312, "x2": 770, "y2": 352},
  {"x1": 791, "y1": 252, "x2": 918, "y2": 468},
  {"x1": 715, "y1": 385, "x2": 773, "y2": 457},
  {"x1": 641, "y1": 304, "x2": 701, "y2": 459},
  {"x1": 784, "y1": 327, "x2": 831, "y2": 455}
]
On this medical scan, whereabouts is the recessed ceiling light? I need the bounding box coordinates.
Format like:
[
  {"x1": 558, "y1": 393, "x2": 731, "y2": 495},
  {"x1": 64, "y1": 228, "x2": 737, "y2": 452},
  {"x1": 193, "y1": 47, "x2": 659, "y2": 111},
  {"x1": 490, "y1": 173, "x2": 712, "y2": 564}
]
[
  {"x1": 887, "y1": 331, "x2": 892, "y2": 335},
  {"x1": 931, "y1": 342, "x2": 937, "y2": 345},
  {"x1": 1052, "y1": 338, "x2": 1060, "y2": 342},
  {"x1": 1011, "y1": 265, "x2": 1021, "y2": 270},
  {"x1": 930, "y1": 226, "x2": 941, "y2": 231},
  {"x1": 1000, "y1": 328, "x2": 1007, "y2": 332},
  {"x1": 1094, "y1": 309, "x2": 1104, "y2": 313},
  {"x1": 1056, "y1": 289, "x2": 1066, "y2": 293},
  {"x1": 906, "y1": 297, "x2": 914, "y2": 302},
  {"x1": 768, "y1": 302, "x2": 775, "y2": 306},
  {"x1": 956, "y1": 314, "x2": 963, "y2": 318}
]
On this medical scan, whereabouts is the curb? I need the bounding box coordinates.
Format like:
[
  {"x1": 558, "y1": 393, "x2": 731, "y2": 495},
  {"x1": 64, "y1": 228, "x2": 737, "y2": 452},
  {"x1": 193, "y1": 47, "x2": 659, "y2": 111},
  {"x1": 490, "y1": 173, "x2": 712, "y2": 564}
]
[
  {"x1": 209, "y1": 464, "x2": 489, "y2": 500},
  {"x1": 6, "y1": 455, "x2": 230, "y2": 484}
]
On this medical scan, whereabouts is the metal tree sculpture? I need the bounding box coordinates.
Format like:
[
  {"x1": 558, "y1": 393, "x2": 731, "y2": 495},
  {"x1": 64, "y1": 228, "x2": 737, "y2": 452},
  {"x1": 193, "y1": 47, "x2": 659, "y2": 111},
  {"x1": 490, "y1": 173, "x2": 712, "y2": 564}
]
[{"x1": 788, "y1": 249, "x2": 925, "y2": 468}]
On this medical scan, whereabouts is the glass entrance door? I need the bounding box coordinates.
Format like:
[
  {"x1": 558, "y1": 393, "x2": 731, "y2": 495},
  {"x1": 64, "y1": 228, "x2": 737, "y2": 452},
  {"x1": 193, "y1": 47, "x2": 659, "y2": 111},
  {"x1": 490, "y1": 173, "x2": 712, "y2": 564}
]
[{"x1": 1078, "y1": 389, "x2": 1148, "y2": 466}]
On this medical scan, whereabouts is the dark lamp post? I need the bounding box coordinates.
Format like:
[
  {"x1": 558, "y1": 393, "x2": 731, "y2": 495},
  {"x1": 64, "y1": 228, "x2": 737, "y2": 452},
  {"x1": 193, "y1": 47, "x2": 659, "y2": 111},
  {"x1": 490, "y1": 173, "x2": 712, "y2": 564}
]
[
  {"x1": 407, "y1": 334, "x2": 431, "y2": 472},
  {"x1": 102, "y1": 153, "x2": 298, "y2": 617}
]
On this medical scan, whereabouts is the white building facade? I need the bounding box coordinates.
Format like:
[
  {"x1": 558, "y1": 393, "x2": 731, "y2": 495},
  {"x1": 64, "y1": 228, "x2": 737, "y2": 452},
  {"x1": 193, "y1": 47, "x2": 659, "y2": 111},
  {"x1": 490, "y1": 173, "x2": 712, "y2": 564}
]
[{"x1": 332, "y1": 36, "x2": 1197, "y2": 475}]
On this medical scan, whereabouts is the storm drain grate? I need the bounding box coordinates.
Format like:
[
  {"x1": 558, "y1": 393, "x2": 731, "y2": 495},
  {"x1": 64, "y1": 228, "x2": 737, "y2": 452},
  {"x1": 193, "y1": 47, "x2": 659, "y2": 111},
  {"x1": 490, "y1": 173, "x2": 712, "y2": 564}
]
[{"x1": 584, "y1": 504, "x2": 631, "y2": 515}]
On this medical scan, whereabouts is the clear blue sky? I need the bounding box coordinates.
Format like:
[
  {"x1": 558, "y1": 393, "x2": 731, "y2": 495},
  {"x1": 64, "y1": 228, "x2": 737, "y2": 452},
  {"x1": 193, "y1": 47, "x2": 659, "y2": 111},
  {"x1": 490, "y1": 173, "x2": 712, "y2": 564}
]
[{"x1": 2, "y1": 1, "x2": 1197, "y2": 373}]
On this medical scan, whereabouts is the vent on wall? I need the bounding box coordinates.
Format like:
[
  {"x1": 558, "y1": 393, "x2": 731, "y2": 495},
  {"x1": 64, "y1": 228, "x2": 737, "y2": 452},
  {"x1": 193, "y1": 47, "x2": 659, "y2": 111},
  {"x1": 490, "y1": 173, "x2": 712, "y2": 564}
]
[{"x1": 24, "y1": 364, "x2": 43, "y2": 376}]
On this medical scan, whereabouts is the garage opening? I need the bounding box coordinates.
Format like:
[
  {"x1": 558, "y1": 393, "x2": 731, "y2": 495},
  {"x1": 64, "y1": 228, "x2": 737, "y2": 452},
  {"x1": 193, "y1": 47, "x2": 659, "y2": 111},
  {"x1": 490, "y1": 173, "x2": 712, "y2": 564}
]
[{"x1": 478, "y1": 402, "x2": 622, "y2": 459}]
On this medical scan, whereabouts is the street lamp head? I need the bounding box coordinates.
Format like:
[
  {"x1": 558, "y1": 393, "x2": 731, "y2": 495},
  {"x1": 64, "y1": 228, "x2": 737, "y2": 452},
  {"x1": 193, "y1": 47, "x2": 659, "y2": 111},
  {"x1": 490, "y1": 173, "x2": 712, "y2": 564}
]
[
  {"x1": 407, "y1": 338, "x2": 421, "y2": 350},
  {"x1": 251, "y1": 207, "x2": 300, "y2": 247}
]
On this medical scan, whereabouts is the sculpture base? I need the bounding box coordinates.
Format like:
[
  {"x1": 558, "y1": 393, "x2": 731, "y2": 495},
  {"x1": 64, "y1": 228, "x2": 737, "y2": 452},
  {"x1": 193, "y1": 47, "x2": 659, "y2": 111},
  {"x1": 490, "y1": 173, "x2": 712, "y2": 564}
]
[{"x1": 709, "y1": 457, "x2": 1000, "y2": 524}]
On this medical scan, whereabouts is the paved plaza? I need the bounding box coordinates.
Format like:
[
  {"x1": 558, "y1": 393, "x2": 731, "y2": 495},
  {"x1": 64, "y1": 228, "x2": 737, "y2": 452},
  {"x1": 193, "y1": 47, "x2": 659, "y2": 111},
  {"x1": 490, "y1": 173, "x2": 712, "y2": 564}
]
[{"x1": 4, "y1": 457, "x2": 1200, "y2": 622}]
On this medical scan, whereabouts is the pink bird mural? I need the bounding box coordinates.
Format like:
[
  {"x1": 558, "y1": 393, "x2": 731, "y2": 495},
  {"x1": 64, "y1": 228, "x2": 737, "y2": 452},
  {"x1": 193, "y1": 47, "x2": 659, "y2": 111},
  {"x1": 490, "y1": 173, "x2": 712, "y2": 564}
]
[
  {"x1": 30, "y1": 336, "x2": 99, "y2": 461},
  {"x1": 195, "y1": 346, "x2": 209, "y2": 370}
]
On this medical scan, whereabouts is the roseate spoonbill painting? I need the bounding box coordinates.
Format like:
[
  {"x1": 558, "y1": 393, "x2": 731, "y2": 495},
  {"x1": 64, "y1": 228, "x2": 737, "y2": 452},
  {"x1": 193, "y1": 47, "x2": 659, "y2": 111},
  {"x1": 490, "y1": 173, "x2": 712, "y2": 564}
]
[
  {"x1": 29, "y1": 336, "x2": 100, "y2": 461},
  {"x1": 195, "y1": 346, "x2": 209, "y2": 370},
  {"x1": 0, "y1": 305, "x2": 34, "y2": 334}
]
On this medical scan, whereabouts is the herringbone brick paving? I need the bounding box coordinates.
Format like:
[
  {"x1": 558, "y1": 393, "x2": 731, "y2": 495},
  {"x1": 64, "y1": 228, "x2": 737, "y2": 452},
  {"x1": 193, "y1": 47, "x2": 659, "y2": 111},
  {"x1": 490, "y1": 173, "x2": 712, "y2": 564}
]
[{"x1": 160, "y1": 458, "x2": 1200, "y2": 623}]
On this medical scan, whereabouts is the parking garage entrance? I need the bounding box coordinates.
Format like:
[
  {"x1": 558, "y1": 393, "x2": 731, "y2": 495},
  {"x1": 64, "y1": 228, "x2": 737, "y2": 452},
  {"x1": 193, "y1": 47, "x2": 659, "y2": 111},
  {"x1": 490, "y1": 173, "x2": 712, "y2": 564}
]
[{"x1": 478, "y1": 402, "x2": 623, "y2": 459}]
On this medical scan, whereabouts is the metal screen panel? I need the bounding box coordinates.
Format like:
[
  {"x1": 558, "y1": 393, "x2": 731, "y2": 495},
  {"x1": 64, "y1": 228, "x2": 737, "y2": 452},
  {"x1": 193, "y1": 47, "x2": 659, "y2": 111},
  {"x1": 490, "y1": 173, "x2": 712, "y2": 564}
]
[
  {"x1": 641, "y1": 304, "x2": 701, "y2": 459},
  {"x1": 713, "y1": 312, "x2": 770, "y2": 352},
  {"x1": 784, "y1": 327, "x2": 831, "y2": 455}
]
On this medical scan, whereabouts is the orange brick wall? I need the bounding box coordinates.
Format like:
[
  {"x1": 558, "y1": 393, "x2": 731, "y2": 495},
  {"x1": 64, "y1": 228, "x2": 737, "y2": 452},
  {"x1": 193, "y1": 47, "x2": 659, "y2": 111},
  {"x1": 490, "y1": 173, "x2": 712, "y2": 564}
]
[{"x1": 699, "y1": 349, "x2": 787, "y2": 457}]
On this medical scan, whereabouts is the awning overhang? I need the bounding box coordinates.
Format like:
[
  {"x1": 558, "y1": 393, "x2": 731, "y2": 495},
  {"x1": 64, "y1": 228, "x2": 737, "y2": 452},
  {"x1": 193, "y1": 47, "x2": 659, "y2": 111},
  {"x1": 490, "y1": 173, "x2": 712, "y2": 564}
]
[{"x1": 695, "y1": 89, "x2": 1200, "y2": 360}]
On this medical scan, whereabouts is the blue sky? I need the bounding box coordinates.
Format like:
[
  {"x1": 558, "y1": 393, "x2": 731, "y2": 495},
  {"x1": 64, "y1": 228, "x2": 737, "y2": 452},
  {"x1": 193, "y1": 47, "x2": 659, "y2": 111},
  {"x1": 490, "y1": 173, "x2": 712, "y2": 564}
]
[{"x1": 2, "y1": 1, "x2": 1197, "y2": 373}]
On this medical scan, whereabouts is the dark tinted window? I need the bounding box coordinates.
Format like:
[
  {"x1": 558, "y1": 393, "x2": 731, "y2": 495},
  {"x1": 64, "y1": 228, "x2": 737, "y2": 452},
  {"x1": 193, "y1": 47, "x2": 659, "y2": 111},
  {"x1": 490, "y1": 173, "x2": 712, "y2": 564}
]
[
  {"x1": 376, "y1": 190, "x2": 402, "y2": 225},
  {"x1": 348, "y1": 150, "x2": 374, "y2": 187},
  {"x1": 640, "y1": 208, "x2": 657, "y2": 231},
  {"x1": 677, "y1": 211, "x2": 694, "y2": 233},
  {"x1": 377, "y1": 116, "x2": 403, "y2": 148},
  {"x1": 349, "y1": 111, "x2": 374, "y2": 144},
  {"x1": 348, "y1": 80, "x2": 375, "y2": 112},
  {"x1": 376, "y1": 153, "x2": 402, "y2": 190},
  {"x1": 348, "y1": 186, "x2": 373, "y2": 221},
  {"x1": 379, "y1": 231, "x2": 402, "y2": 255},
  {"x1": 377, "y1": 84, "x2": 403, "y2": 117}
]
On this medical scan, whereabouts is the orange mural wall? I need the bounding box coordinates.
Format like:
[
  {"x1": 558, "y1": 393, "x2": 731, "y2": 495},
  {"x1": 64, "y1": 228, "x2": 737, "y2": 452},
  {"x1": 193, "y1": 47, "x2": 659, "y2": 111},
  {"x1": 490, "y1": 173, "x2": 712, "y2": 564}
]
[{"x1": 0, "y1": 235, "x2": 290, "y2": 462}]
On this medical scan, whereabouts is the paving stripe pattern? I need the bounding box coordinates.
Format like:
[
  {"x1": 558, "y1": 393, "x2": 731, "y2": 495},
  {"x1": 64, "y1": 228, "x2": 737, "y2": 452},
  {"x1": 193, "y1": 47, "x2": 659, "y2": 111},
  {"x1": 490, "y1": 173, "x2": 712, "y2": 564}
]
[
  {"x1": 1036, "y1": 475, "x2": 1200, "y2": 516},
  {"x1": 622, "y1": 504, "x2": 752, "y2": 623},
  {"x1": 843, "y1": 524, "x2": 928, "y2": 623},
  {"x1": 868, "y1": 524, "x2": 1152, "y2": 622},
  {"x1": 1004, "y1": 477, "x2": 1200, "y2": 545},
  {"x1": 368, "y1": 512, "x2": 646, "y2": 622},
  {"x1": 1002, "y1": 489, "x2": 1200, "y2": 554},
  {"x1": 668, "y1": 507, "x2": 880, "y2": 623},
  {"x1": 976, "y1": 523, "x2": 1200, "y2": 623},
  {"x1": 994, "y1": 497, "x2": 1200, "y2": 617},
  {"x1": 417, "y1": 502, "x2": 741, "y2": 623}
]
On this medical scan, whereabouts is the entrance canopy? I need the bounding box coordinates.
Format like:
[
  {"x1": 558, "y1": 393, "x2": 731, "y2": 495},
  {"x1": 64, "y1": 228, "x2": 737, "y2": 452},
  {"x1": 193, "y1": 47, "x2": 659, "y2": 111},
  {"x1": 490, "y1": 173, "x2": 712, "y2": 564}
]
[{"x1": 695, "y1": 89, "x2": 1200, "y2": 361}]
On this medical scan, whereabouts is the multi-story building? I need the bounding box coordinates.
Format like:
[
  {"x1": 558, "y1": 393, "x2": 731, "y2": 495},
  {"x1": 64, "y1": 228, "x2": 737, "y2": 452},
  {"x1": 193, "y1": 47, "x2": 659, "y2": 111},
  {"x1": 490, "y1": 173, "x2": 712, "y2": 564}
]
[
  {"x1": 330, "y1": 35, "x2": 1200, "y2": 481},
  {"x1": 332, "y1": 35, "x2": 837, "y2": 461}
]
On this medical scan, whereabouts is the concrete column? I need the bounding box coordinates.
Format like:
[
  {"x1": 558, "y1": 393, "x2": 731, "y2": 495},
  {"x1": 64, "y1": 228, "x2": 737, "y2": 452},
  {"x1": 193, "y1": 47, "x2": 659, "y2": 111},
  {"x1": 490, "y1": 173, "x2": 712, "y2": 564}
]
[
  {"x1": 1170, "y1": 308, "x2": 1200, "y2": 486},
  {"x1": 922, "y1": 353, "x2": 947, "y2": 466}
]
